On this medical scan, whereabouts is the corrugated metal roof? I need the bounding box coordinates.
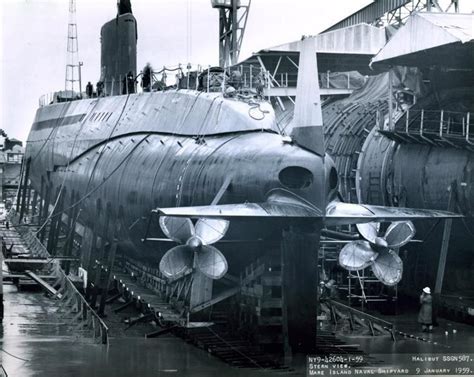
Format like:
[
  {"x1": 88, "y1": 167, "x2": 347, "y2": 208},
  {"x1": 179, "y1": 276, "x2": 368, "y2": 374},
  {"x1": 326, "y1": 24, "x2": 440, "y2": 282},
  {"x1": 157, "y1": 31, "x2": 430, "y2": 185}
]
[
  {"x1": 371, "y1": 12, "x2": 474, "y2": 68},
  {"x1": 323, "y1": 0, "x2": 411, "y2": 33},
  {"x1": 265, "y1": 23, "x2": 386, "y2": 55}
]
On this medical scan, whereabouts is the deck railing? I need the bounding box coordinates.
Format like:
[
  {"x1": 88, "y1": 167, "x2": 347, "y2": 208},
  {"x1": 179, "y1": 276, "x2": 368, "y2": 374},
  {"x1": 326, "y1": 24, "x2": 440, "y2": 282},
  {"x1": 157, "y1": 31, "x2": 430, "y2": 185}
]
[{"x1": 402, "y1": 109, "x2": 473, "y2": 145}]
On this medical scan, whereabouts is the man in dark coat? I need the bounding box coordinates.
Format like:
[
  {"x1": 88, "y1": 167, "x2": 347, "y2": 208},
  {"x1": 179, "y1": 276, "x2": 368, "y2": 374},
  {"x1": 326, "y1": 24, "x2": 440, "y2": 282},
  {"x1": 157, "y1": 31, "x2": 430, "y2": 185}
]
[{"x1": 418, "y1": 287, "x2": 433, "y2": 332}]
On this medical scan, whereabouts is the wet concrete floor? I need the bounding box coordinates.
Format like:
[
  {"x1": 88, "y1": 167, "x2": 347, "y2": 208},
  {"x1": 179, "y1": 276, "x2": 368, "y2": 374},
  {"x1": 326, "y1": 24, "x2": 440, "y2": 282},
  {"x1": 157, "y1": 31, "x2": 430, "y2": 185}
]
[
  {"x1": 335, "y1": 306, "x2": 474, "y2": 375},
  {"x1": 1, "y1": 284, "x2": 303, "y2": 377},
  {"x1": 2, "y1": 267, "x2": 474, "y2": 377}
]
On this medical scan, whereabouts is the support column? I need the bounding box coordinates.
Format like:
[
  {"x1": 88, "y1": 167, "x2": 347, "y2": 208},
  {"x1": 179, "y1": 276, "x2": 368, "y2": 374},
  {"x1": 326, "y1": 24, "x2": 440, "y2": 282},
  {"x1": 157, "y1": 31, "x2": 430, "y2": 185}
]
[{"x1": 281, "y1": 222, "x2": 321, "y2": 355}]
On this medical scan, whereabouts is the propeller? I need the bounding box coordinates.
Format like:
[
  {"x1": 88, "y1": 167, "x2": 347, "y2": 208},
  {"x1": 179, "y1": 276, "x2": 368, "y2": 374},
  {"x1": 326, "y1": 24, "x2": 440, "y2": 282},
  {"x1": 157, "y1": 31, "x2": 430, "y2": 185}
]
[
  {"x1": 159, "y1": 216, "x2": 230, "y2": 280},
  {"x1": 338, "y1": 221, "x2": 415, "y2": 286}
]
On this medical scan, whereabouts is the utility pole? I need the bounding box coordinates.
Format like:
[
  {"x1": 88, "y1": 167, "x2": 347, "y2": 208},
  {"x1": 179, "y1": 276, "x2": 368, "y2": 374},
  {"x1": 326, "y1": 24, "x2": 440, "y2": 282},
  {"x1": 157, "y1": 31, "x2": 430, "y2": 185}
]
[{"x1": 65, "y1": 0, "x2": 82, "y2": 100}]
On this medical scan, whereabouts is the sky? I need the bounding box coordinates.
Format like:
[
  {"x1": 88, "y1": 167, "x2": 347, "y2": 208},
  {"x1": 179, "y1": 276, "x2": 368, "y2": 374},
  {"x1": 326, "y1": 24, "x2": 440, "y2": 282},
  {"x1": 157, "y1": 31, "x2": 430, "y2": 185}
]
[
  {"x1": 0, "y1": 1, "x2": 471, "y2": 142},
  {"x1": 0, "y1": 0, "x2": 378, "y2": 142}
]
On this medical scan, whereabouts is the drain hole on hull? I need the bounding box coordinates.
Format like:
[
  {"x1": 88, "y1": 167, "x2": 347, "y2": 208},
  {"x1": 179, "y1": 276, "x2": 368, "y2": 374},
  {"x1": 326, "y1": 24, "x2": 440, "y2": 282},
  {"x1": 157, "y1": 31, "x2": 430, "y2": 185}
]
[{"x1": 278, "y1": 166, "x2": 313, "y2": 189}]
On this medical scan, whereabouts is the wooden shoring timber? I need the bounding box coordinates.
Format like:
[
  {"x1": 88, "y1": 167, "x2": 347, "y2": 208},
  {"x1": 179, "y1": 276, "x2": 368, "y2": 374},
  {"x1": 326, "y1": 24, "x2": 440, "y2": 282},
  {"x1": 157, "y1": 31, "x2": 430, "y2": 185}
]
[
  {"x1": 98, "y1": 240, "x2": 118, "y2": 316},
  {"x1": 46, "y1": 187, "x2": 65, "y2": 255},
  {"x1": 39, "y1": 183, "x2": 52, "y2": 242},
  {"x1": 190, "y1": 286, "x2": 241, "y2": 314},
  {"x1": 281, "y1": 226, "x2": 321, "y2": 354}
]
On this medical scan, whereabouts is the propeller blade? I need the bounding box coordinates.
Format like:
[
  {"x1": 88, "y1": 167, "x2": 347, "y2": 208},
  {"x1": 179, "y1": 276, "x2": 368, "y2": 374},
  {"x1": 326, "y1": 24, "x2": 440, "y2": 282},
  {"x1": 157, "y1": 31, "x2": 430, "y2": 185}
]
[
  {"x1": 195, "y1": 218, "x2": 230, "y2": 245},
  {"x1": 195, "y1": 245, "x2": 228, "y2": 279},
  {"x1": 338, "y1": 240, "x2": 378, "y2": 271},
  {"x1": 159, "y1": 216, "x2": 194, "y2": 243},
  {"x1": 371, "y1": 249, "x2": 403, "y2": 286},
  {"x1": 159, "y1": 245, "x2": 194, "y2": 278},
  {"x1": 356, "y1": 222, "x2": 380, "y2": 244},
  {"x1": 384, "y1": 221, "x2": 415, "y2": 248}
]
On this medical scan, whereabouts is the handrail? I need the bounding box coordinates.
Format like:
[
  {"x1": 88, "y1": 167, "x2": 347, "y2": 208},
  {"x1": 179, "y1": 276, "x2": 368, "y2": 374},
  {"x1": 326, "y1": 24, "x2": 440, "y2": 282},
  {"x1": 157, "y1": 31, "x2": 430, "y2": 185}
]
[{"x1": 402, "y1": 109, "x2": 473, "y2": 142}]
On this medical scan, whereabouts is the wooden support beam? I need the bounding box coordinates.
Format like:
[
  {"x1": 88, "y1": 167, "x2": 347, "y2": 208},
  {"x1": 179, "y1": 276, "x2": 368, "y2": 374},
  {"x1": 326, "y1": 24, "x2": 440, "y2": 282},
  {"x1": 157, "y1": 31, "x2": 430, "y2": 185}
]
[
  {"x1": 51, "y1": 191, "x2": 65, "y2": 255},
  {"x1": 105, "y1": 292, "x2": 122, "y2": 304},
  {"x1": 125, "y1": 312, "x2": 154, "y2": 329},
  {"x1": 113, "y1": 299, "x2": 135, "y2": 313},
  {"x1": 25, "y1": 270, "x2": 62, "y2": 299},
  {"x1": 281, "y1": 225, "x2": 320, "y2": 355},
  {"x1": 434, "y1": 182, "x2": 456, "y2": 294},
  {"x1": 98, "y1": 241, "x2": 117, "y2": 316},
  {"x1": 26, "y1": 184, "x2": 32, "y2": 216},
  {"x1": 90, "y1": 203, "x2": 107, "y2": 307},
  {"x1": 64, "y1": 191, "x2": 80, "y2": 274},
  {"x1": 46, "y1": 187, "x2": 63, "y2": 254},
  {"x1": 38, "y1": 177, "x2": 45, "y2": 226},
  {"x1": 190, "y1": 286, "x2": 240, "y2": 313},
  {"x1": 39, "y1": 183, "x2": 51, "y2": 242},
  {"x1": 31, "y1": 190, "x2": 38, "y2": 218},
  {"x1": 146, "y1": 325, "x2": 179, "y2": 338}
]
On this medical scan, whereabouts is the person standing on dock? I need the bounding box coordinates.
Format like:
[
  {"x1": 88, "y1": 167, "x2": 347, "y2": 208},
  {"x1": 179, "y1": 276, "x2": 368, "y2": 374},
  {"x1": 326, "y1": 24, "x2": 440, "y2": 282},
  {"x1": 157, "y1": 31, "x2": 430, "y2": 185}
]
[{"x1": 418, "y1": 287, "x2": 433, "y2": 332}]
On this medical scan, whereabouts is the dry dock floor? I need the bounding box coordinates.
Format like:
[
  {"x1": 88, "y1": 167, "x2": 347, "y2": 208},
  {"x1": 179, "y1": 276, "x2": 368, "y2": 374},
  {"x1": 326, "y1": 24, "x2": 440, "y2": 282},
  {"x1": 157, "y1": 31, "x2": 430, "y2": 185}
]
[{"x1": 1, "y1": 284, "x2": 303, "y2": 377}]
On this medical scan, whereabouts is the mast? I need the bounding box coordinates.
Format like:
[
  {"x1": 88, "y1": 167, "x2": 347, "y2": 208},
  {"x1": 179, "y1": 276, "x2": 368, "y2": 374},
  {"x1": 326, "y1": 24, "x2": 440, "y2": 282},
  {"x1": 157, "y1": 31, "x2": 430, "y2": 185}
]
[{"x1": 65, "y1": 0, "x2": 82, "y2": 99}]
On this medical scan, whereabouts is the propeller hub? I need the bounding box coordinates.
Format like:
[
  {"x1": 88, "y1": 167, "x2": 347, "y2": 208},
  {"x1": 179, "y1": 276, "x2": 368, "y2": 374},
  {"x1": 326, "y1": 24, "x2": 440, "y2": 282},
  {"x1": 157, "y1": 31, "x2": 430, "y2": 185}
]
[
  {"x1": 187, "y1": 236, "x2": 202, "y2": 250},
  {"x1": 374, "y1": 237, "x2": 388, "y2": 249}
]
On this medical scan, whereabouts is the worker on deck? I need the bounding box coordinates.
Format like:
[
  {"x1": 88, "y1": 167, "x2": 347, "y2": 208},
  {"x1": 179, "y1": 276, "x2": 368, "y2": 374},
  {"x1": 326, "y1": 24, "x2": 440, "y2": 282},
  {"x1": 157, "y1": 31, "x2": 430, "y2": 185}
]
[
  {"x1": 127, "y1": 71, "x2": 135, "y2": 94},
  {"x1": 86, "y1": 81, "x2": 93, "y2": 98},
  {"x1": 97, "y1": 81, "x2": 104, "y2": 97},
  {"x1": 418, "y1": 287, "x2": 433, "y2": 332}
]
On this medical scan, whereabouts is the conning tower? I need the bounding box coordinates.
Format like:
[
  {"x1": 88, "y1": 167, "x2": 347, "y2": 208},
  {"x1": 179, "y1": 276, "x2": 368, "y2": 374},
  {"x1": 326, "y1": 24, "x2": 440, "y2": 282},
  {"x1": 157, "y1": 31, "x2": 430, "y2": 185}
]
[{"x1": 100, "y1": 0, "x2": 137, "y2": 96}]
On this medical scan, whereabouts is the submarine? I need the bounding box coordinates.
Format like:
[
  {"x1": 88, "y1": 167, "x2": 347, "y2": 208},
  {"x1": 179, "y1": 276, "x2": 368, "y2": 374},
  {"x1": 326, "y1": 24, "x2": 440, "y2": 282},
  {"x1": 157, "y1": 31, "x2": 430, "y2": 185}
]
[{"x1": 21, "y1": 0, "x2": 460, "y2": 354}]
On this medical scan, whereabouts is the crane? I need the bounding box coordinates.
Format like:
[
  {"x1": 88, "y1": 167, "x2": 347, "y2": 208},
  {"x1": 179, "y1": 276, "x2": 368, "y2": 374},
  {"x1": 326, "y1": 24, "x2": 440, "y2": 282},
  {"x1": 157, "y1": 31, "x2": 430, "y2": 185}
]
[{"x1": 211, "y1": 0, "x2": 251, "y2": 68}]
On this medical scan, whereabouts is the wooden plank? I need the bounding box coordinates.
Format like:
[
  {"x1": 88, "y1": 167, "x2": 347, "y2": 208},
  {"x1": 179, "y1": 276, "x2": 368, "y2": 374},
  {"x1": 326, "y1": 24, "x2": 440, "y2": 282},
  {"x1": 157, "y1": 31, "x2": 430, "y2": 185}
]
[
  {"x1": 434, "y1": 182, "x2": 456, "y2": 294},
  {"x1": 190, "y1": 286, "x2": 240, "y2": 313},
  {"x1": 258, "y1": 316, "x2": 282, "y2": 326},
  {"x1": 260, "y1": 298, "x2": 282, "y2": 308},
  {"x1": 261, "y1": 274, "x2": 282, "y2": 286},
  {"x1": 25, "y1": 270, "x2": 62, "y2": 299}
]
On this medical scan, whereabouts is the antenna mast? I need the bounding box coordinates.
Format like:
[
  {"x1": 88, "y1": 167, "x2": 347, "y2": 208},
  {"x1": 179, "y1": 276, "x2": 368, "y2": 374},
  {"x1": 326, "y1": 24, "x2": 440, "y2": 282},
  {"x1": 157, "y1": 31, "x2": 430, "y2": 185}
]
[{"x1": 65, "y1": 0, "x2": 82, "y2": 99}]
